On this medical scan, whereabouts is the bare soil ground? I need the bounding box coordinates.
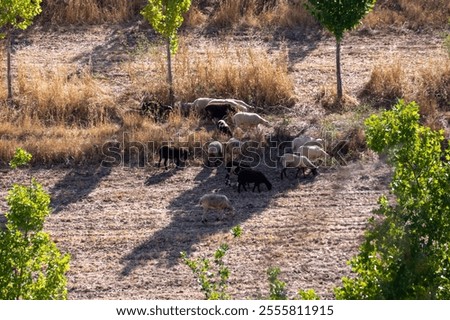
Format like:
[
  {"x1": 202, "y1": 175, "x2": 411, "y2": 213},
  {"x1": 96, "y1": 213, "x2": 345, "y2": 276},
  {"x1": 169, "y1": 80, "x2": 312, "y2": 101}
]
[{"x1": 1, "y1": 25, "x2": 447, "y2": 299}]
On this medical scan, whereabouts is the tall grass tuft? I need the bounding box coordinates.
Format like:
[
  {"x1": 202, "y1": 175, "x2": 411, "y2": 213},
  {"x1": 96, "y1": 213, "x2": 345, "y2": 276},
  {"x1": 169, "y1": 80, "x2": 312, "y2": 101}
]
[
  {"x1": 363, "y1": 0, "x2": 450, "y2": 30},
  {"x1": 126, "y1": 41, "x2": 296, "y2": 108},
  {"x1": 361, "y1": 57, "x2": 450, "y2": 117},
  {"x1": 16, "y1": 63, "x2": 119, "y2": 127},
  {"x1": 41, "y1": 0, "x2": 145, "y2": 24}
]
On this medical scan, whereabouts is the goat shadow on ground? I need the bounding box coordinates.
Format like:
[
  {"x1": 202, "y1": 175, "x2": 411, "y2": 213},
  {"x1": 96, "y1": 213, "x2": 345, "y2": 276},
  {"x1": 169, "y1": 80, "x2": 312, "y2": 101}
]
[
  {"x1": 144, "y1": 169, "x2": 178, "y2": 186},
  {"x1": 120, "y1": 151, "x2": 318, "y2": 275},
  {"x1": 50, "y1": 165, "x2": 111, "y2": 214}
]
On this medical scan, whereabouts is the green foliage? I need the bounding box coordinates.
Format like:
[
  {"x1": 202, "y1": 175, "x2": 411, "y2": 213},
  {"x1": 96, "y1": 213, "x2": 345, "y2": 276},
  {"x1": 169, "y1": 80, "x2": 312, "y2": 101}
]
[
  {"x1": 267, "y1": 267, "x2": 287, "y2": 300},
  {"x1": 0, "y1": 230, "x2": 70, "y2": 299},
  {"x1": 0, "y1": 149, "x2": 70, "y2": 300},
  {"x1": 305, "y1": 0, "x2": 377, "y2": 42},
  {"x1": 181, "y1": 225, "x2": 241, "y2": 300},
  {"x1": 181, "y1": 243, "x2": 231, "y2": 300},
  {"x1": 9, "y1": 147, "x2": 32, "y2": 169},
  {"x1": 334, "y1": 100, "x2": 450, "y2": 299},
  {"x1": 6, "y1": 179, "x2": 50, "y2": 235},
  {"x1": 298, "y1": 289, "x2": 320, "y2": 300},
  {"x1": 0, "y1": 0, "x2": 42, "y2": 37},
  {"x1": 230, "y1": 225, "x2": 242, "y2": 238},
  {"x1": 141, "y1": 0, "x2": 192, "y2": 54}
]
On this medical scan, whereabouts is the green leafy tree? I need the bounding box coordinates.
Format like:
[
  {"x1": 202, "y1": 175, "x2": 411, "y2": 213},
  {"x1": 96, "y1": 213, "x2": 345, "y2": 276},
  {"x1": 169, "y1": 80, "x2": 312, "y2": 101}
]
[
  {"x1": 0, "y1": 0, "x2": 42, "y2": 102},
  {"x1": 305, "y1": 0, "x2": 376, "y2": 100},
  {"x1": 0, "y1": 148, "x2": 70, "y2": 299},
  {"x1": 334, "y1": 100, "x2": 450, "y2": 299},
  {"x1": 141, "y1": 0, "x2": 191, "y2": 106}
]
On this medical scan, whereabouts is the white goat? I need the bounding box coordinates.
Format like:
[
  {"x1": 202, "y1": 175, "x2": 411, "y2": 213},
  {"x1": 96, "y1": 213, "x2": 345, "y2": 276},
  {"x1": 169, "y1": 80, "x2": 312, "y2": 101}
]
[
  {"x1": 232, "y1": 112, "x2": 270, "y2": 131},
  {"x1": 207, "y1": 99, "x2": 248, "y2": 112},
  {"x1": 192, "y1": 97, "x2": 214, "y2": 115},
  {"x1": 280, "y1": 153, "x2": 318, "y2": 180},
  {"x1": 206, "y1": 141, "x2": 223, "y2": 166},
  {"x1": 292, "y1": 136, "x2": 324, "y2": 152},
  {"x1": 199, "y1": 193, "x2": 235, "y2": 223},
  {"x1": 295, "y1": 145, "x2": 330, "y2": 164},
  {"x1": 191, "y1": 97, "x2": 253, "y2": 116}
]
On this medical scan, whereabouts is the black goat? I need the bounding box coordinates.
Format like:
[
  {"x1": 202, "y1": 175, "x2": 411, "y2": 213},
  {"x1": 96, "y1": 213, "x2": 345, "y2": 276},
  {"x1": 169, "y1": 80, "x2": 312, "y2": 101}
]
[
  {"x1": 158, "y1": 146, "x2": 188, "y2": 170},
  {"x1": 141, "y1": 99, "x2": 173, "y2": 123},
  {"x1": 204, "y1": 103, "x2": 236, "y2": 121},
  {"x1": 225, "y1": 160, "x2": 251, "y2": 186},
  {"x1": 237, "y1": 169, "x2": 272, "y2": 193}
]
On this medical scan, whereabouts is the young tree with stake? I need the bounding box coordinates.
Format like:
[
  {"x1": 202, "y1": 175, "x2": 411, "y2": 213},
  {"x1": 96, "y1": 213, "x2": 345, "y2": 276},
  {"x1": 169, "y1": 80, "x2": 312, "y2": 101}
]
[
  {"x1": 305, "y1": 0, "x2": 376, "y2": 101},
  {"x1": 0, "y1": 0, "x2": 42, "y2": 103},
  {"x1": 141, "y1": 0, "x2": 191, "y2": 107}
]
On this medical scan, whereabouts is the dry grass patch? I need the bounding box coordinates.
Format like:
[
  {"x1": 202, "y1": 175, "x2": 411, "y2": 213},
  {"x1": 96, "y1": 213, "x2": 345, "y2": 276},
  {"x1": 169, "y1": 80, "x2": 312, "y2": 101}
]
[
  {"x1": 363, "y1": 0, "x2": 450, "y2": 30},
  {"x1": 204, "y1": 0, "x2": 316, "y2": 31},
  {"x1": 41, "y1": 0, "x2": 144, "y2": 24},
  {"x1": 316, "y1": 85, "x2": 359, "y2": 113},
  {"x1": 361, "y1": 57, "x2": 450, "y2": 117},
  {"x1": 360, "y1": 59, "x2": 405, "y2": 109},
  {"x1": 125, "y1": 40, "x2": 296, "y2": 108},
  {"x1": 16, "y1": 63, "x2": 119, "y2": 127}
]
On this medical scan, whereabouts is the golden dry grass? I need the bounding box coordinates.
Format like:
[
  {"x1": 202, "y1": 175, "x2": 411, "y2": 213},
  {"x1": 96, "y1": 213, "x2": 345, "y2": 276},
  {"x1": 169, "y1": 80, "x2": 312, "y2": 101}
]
[
  {"x1": 361, "y1": 57, "x2": 450, "y2": 116},
  {"x1": 363, "y1": 0, "x2": 450, "y2": 30},
  {"x1": 125, "y1": 40, "x2": 296, "y2": 107},
  {"x1": 16, "y1": 63, "x2": 118, "y2": 127},
  {"x1": 194, "y1": 0, "x2": 316, "y2": 31},
  {"x1": 38, "y1": 0, "x2": 449, "y2": 30},
  {"x1": 41, "y1": 0, "x2": 144, "y2": 24}
]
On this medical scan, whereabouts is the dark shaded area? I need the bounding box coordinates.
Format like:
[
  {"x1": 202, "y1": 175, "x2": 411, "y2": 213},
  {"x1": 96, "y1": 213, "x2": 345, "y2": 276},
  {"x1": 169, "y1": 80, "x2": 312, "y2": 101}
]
[
  {"x1": 70, "y1": 24, "x2": 158, "y2": 75},
  {"x1": 49, "y1": 166, "x2": 111, "y2": 214},
  {"x1": 120, "y1": 148, "x2": 318, "y2": 275}
]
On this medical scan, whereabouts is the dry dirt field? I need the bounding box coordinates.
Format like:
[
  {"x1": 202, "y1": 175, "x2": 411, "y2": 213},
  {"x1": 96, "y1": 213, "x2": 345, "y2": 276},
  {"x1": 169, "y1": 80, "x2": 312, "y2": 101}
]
[{"x1": 1, "y1": 25, "x2": 447, "y2": 299}]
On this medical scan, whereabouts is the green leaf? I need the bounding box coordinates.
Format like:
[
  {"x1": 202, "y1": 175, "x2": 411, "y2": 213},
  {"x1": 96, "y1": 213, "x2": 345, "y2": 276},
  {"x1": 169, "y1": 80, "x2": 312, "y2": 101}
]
[{"x1": 141, "y1": 0, "x2": 191, "y2": 54}]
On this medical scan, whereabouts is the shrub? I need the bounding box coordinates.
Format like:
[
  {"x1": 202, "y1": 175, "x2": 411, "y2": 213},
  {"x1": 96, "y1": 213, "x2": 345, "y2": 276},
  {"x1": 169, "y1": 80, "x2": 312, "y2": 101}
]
[
  {"x1": 0, "y1": 148, "x2": 70, "y2": 299},
  {"x1": 334, "y1": 100, "x2": 450, "y2": 299}
]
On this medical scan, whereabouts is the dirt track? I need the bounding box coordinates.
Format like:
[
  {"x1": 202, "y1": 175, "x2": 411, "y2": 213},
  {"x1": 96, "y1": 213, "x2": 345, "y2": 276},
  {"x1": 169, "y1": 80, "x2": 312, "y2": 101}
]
[{"x1": 2, "y1": 26, "x2": 447, "y2": 299}]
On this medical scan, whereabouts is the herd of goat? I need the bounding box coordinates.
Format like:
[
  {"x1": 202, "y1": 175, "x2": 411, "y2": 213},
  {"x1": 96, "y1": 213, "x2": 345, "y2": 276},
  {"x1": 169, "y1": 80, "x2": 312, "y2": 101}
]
[{"x1": 145, "y1": 96, "x2": 331, "y2": 223}]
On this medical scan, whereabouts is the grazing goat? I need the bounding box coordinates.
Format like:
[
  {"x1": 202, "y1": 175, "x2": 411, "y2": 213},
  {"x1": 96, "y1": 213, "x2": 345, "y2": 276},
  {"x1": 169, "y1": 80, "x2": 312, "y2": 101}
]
[
  {"x1": 292, "y1": 136, "x2": 324, "y2": 152},
  {"x1": 280, "y1": 153, "x2": 318, "y2": 180},
  {"x1": 158, "y1": 146, "x2": 188, "y2": 170},
  {"x1": 232, "y1": 112, "x2": 270, "y2": 131},
  {"x1": 217, "y1": 119, "x2": 233, "y2": 137},
  {"x1": 225, "y1": 160, "x2": 251, "y2": 186},
  {"x1": 191, "y1": 97, "x2": 214, "y2": 116},
  {"x1": 141, "y1": 99, "x2": 173, "y2": 123},
  {"x1": 190, "y1": 97, "x2": 253, "y2": 117},
  {"x1": 199, "y1": 193, "x2": 234, "y2": 223},
  {"x1": 295, "y1": 145, "x2": 330, "y2": 164},
  {"x1": 204, "y1": 103, "x2": 236, "y2": 121},
  {"x1": 206, "y1": 141, "x2": 223, "y2": 167},
  {"x1": 237, "y1": 169, "x2": 272, "y2": 193},
  {"x1": 209, "y1": 98, "x2": 250, "y2": 112}
]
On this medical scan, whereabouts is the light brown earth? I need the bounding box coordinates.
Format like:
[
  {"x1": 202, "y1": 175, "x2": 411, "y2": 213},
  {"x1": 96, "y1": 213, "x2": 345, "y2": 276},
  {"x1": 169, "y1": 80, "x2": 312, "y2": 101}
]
[{"x1": 1, "y1": 25, "x2": 447, "y2": 299}]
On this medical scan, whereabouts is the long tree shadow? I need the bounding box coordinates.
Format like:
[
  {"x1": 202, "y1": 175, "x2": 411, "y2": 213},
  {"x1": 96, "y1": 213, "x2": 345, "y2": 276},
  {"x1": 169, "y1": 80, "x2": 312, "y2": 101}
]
[
  {"x1": 120, "y1": 150, "x2": 318, "y2": 276},
  {"x1": 50, "y1": 165, "x2": 111, "y2": 214},
  {"x1": 70, "y1": 24, "x2": 158, "y2": 75}
]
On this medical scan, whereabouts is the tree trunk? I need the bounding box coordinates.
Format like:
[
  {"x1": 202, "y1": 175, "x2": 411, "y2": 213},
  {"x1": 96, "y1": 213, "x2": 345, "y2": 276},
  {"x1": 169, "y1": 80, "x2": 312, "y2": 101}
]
[
  {"x1": 166, "y1": 37, "x2": 174, "y2": 107},
  {"x1": 335, "y1": 39, "x2": 343, "y2": 101},
  {"x1": 6, "y1": 30, "x2": 13, "y2": 102}
]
